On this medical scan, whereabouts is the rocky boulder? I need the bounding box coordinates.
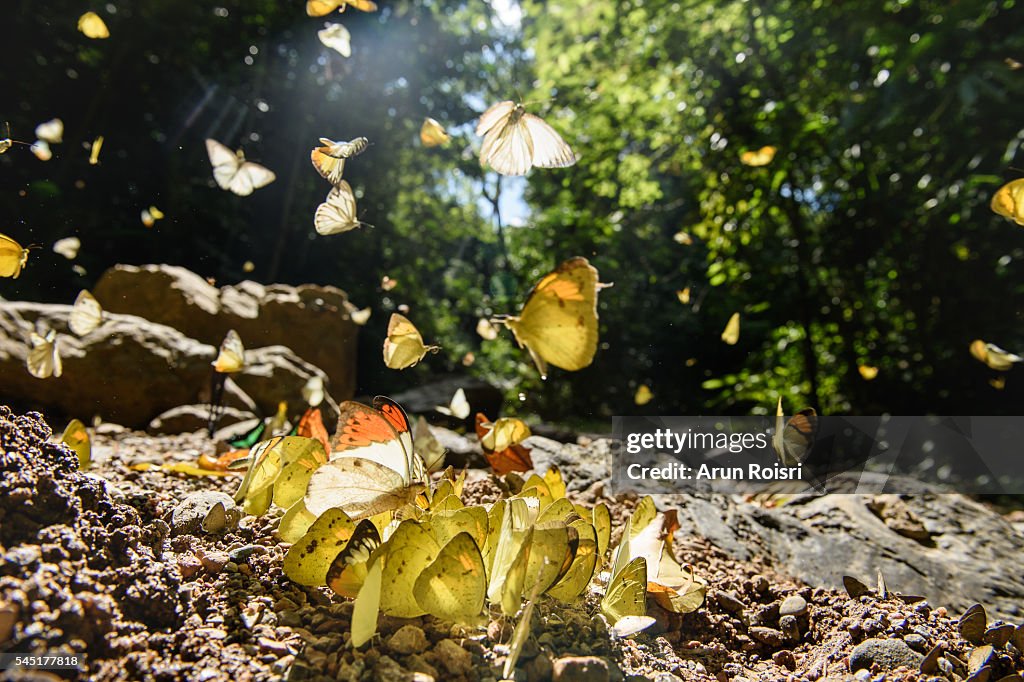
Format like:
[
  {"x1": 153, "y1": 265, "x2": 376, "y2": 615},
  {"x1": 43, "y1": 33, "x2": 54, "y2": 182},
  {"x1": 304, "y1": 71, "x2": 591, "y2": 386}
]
[
  {"x1": 93, "y1": 264, "x2": 359, "y2": 400},
  {"x1": 0, "y1": 301, "x2": 337, "y2": 429}
]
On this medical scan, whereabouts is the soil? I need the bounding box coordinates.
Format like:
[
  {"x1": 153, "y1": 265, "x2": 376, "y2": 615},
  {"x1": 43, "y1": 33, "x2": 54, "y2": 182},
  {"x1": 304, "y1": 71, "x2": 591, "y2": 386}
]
[{"x1": 1, "y1": 405, "x2": 1022, "y2": 682}]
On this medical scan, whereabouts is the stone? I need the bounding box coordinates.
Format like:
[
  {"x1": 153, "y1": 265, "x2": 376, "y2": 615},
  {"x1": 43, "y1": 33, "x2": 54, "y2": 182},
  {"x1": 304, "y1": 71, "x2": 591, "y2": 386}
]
[
  {"x1": 198, "y1": 551, "x2": 230, "y2": 573},
  {"x1": 0, "y1": 300, "x2": 337, "y2": 429},
  {"x1": 93, "y1": 264, "x2": 359, "y2": 400},
  {"x1": 748, "y1": 626, "x2": 786, "y2": 647},
  {"x1": 551, "y1": 656, "x2": 610, "y2": 682},
  {"x1": 149, "y1": 404, "x2": 256, "y2": 435},
  {"x1": 715, "y1": 590, "x2": 745, "y2": 614},
  {"x1": 388, "y1": 625, "x2": 429, "y2": 655},
  {"x1": 170, "y1": 491, "x2": 239, "y2": 536},
  {"x1": 849, "y1": 638, "x2": 924, "y2": 672},
  {"x1": 779, "y1": 594, "x2": 808, "y2": 617},
  {"x1": 432, "y1": 639, "x2": 473, "y2": 676}
]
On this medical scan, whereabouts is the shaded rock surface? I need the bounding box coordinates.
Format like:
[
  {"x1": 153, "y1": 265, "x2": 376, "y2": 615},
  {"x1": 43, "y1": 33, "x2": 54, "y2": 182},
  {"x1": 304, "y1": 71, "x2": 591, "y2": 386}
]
[
  {"x1": 0, "y1": 301, "x2": 337, "y2": 429},
  {"x1": 93, "y1": 264, "x2": 359, "y2": 400}
]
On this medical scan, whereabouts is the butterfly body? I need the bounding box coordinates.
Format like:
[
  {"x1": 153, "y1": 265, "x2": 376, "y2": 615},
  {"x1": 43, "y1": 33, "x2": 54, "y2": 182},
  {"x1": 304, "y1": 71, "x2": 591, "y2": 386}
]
[{"x1": 0, "y1": 233, "x2": 31, "y2": 278}]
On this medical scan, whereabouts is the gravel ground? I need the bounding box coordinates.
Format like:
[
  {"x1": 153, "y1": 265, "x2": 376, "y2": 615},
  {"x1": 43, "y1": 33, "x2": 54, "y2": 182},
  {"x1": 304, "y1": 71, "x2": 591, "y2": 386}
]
[{"x1": 1, "y1": 405, "x2": 1022, "y2": 682}]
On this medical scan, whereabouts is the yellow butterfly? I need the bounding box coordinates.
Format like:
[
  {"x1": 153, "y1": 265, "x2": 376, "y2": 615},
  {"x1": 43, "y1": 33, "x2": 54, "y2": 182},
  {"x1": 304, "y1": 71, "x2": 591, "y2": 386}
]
[
  {"x1": 858, "y1": 365, "x2": 879, "y2": 381},
  {"x1": 61, "y1": 419, "x2": 91, "y2": 468},
  {"x1": 30, "y1": 140, "x2": 52, "y2": 161},
  {"x1": 476, "y1": 101, "x2": 579, "y2": 176},
  {"x1": 205, "y1": 139, "x2": 276, "y2": 196},
  {"x1": 77, "y1": 11, "x2": 109, "y2": 39},
  {"x1": 0, "y1": 233, "x2": 31, "y2": 278},
  {"x1": 0, "y1": 122, "x2": 30, "y2": 154},
  {"x1": 69, "y1": 290, "x2": 103, "y2": 336},
  {"x1": 773, "y1": 397, "x2": 818, "y2": 466},
  {"x1": 28, "y1": 330, "x2": 62, "y2": 379},
  {"x1": 721, "y1": 312, "x2": 741, "y2": 345},
  {"x1": 435, "y1": 388, "x2": 470, "y2": 419},
  {"x1": 495, "y1": 257, "x2": 606, "y2": 378},
  {"x1": 970, "y1": 339, "x2": 1022, "y2": 371},
  {"x1": 141, "y1": 205, "x2": 164, "y2": 228},
  {"x1": 35, "y1": 118, "x2": 63, "y2": 144},
  {"x1": 317, "y1": 23, "x2": 351, "y2": 58},
  {"x1": 52, "y1": 237, "x2": 80, "y2": 260},
  {"x1": 413, "y1": 416, "x2": 446, "y2": 473},
  {"x1": 306, "y1": 0, "x2": 378, "y2": 17},
  {"x1": 349, "y1": 556, "x2": 383, "y2": 648},
  {"x1": 634, "y1": 384, "x2": 653, "y2": 406},
  {"x1": 314, "y1": 181, "x2": 364, "y2": 235},
  {"x1": 991, "y1": 179, "x2": 1024, "y2": 226},
  {"x1": 740, "y1": 145, "x2": 777, "y2": 167},
  {"x1": 600, "y1": 556, "x2": 648, "y2": 624},
  {"x1": 89, "y1": 136, "x2": 104, "y2": 165},
  {"x1": 420, "y1": 118, "x2": 450, "y2": 147},
  {"x1": 310, "y1": 137, "x2": 369, "y2": 186},
  {"x1": 414, "y1": 532, "x2": 487, "y2": 622},
  {"x1": 676, "y1": 288, "x2": 691, "y2": 304},
  {"x1": 212, "y1": 329, "x2": 245, "y2": 373},
  {"x1": 383, "y1": 313, "x2": 440, "y2": 370}
]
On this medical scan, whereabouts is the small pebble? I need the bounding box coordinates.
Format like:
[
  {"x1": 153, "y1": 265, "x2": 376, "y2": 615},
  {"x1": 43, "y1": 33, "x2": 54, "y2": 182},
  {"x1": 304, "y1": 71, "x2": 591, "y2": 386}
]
[
  {"x1": 903, "y1": 633, "x2": 927, "y2": 651},
  {"x1": 779, "y1": 595, "x2": 808, "y2": 617},
  {"x1": 433, "y1": 639, "x2": 473, "y2": 677},
  {"x1": 552, "y1": 656, "x2": 609, "y2": 682},
  {"x1": 849, "y1": 637, "x2": 923, "y2": 672},
  {"x1": 199, "y1": 551, "x2": 229, "y2": 573},
  {"x1": 229, "y1": 544, "x2": 268, "y2": 563},
  {"x1": 748, "y1": 627, "x2": 787, "y2": 647},
  {"x1": 388, "y1": 625, "x2": 429, "y2": 655},
  {"x1": 716, "y1": 590, "x2": 746, "y2": 614}
]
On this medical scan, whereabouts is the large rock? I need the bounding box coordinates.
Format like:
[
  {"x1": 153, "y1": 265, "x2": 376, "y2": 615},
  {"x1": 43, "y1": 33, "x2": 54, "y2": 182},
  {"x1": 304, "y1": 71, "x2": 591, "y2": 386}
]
[
  {"x1": 93, "y1": 264, "x2": 359, "y2": 401},
  {"x1": 0, "y1": 301, "x2": 337, "y2": 429}
]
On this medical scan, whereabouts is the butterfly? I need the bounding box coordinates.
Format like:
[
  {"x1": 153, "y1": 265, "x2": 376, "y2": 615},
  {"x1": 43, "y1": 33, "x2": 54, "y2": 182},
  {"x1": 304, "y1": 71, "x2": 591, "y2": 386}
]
[
  {"x1": 475, "y1": 414, "x2": 533, "y2": 475},
  {"x1": 60, "y1": 419, "x2": 91, "y2": 468},
  {"x1": 740, "y1": 145, "x2": 777, "y2": 167},
  {"x1": 414, "y1": 532, "x2": 487, "y2": 622},
  {"x1": 141, "y1": 206, "x2": 164, "y2": 228},
  {"x1": 77, "y1": 12, "x2": 109, "y2": 39},
  {"x1": 476, "y1": 318, "x2": 498, "y2": 340},
  {"x1": 420, "y1": 118, "x2": 450, "y2": 147},
  {"x1": 304, "y1": 396, "x2": 428, "y2": 519},
  {"x1": 383, "y1": 313, "x2": 440, "y2": 370},
  {"x1": 69, "y1": 290, "x2": 103, "y2": 336},
  {"x1": 970, "y1": 339, "x2": 1022, "y2": 371},
  {"x1": 302, "y1": 375, "x2": 325, "y2": 407},
  {"x1": 212, "y1": 329, "x2": 245, "y2": 373},
  {"x1": 89, "y1": 136, "x2": 104, "y2": 165},
  {"x1": 0, "y1": 122, "x2": 30, "y2": 154},
  {"x1": 205, "y1": 139, "x2": 276, "y2": 196},
  {"x1": 476, "y1": 101, "x2": 579, "y2": 176},
  {"x1": 318, "y1": 23, "x2": 351, "y2": 57},
  {"x1": 52, "y1": 237, "x2": 80, "y2": 260},
  {"x1": 858, "y1": 365, "x2": 879, "y2": 381},
  {"x1": 30, "y1": 140, "x2": 52, "y2": 161},
  {"x1": 991, "y1": 179, "x2": 1024, "y2": 226},
  {"x1": 413, "y1": 416, "x2": 446, "y2": 473},
  {"x1": 35, "y1": 119, "x2": 63, "y2": 144},
  {"x1": 310, "y1": 137, "x2": 369, "y2": 186},
  {"x1": 314, "y1": 181, "x2": 364, "y2": 235},
  {"x1": 676, "y1": 288, "x2": 691, "y2": 304},
  {"x1": 634, "y1": 384, "x2": 653, "y2": 406},
  {"x1": 0, "y1": 233, "x2": 31, "y2": 278},
  {"x1": 306, "y1": 0, "x2": 378, "y2": 17},
  {"x1": 435, "y1": 388, "x2": 470, "y2": 420},
  {"x1": 773, "y1": 397, "x2": 818, "y2": 466},
  {"x1": 350, "y1": 307, "x2": 371, "y2": 325},
  {"x1": 721, "y1": 312, "x2": 741, "y2": 345},
  {"x1": 495, "y1": 257, "x2": 606, "y2": 379},
  {"x1": 28, "y1": 330, "x2": 62, "y2": 379},
  {"x1": 600, "y1": 556, "x2": 648, "y2": 625}
]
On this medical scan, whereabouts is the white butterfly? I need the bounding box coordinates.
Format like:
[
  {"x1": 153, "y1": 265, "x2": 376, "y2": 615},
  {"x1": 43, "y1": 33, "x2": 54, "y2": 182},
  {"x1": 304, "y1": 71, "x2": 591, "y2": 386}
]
[
  {"x1": 35, "y1": 118, "x2": 63, "y2": 144},
  {"x1": 304, "y1": 397, "x2": 428, "y2": 520},
  {"x1": 435, "y1": 387, "x2": 470, "y2": 420},
  {"x1": 318, "y1": 23, "x2": 352, "y2": 57},
  {"x1": 28, "y1": 330, "x2": 62, "y2": 379},
  {"x1": 30, "y1": 140, "x2": 52, "y2": 161},
  {"x1": 314, "y1": 181, "x2": 365, "y2": 235},
  {"x1": 205, "y1": 139, "x2": 276, "y2": 196},
  {"x1": 476, "y1": 101, "x2": 579, "y2": 176},
  {"x1": 52, "y1": 237, "x2": 81, "y2": 260},
  {"x1": 69, "y1": 290, "x2": 103, "y2": 336},
  {"x1": 310, "y1": 136, "x2": 369, "y2": 186},
  {"x1": 212, "y1": 329, "x2": 245, "y2": 373}
]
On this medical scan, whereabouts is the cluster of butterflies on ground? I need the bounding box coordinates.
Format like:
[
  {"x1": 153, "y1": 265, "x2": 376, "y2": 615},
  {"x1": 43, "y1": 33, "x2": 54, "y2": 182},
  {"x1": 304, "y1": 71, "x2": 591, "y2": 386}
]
[{"x1": 222, "y1": 394, "x2": 704, "y2": 652}]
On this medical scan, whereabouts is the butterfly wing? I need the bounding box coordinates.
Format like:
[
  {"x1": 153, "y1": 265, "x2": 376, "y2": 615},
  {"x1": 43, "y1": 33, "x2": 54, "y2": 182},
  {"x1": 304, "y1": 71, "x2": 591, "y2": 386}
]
[
  {"x1": 475, "y1": 101, "x2": 516, "y2": 136},
  {"x1": 383, "y1": 313, "x2": 437, "y2": 369},
  {"x1": 306, "y1": 0, "x2": 341, "y2": 16},
  {"x1": 69, "y1": 290, "x2": 103, "y2": 336},
  {"x1": 480, "y1": 114, "x2": 534, "y2": 176},
  {"x1": 346, "y1": 0, "x2": 379, "y2": 11},
  {"x1": 311, "y1": 146, "x2": 346, "y2": 186},
  {"x1": 35, "y1": 118, "x2": 64, "y2": 144},
  {"x1": 213, "y1": 329, "x2": 245, "y2": 373},
  {"x1": 305, "y1": 457, "x2": 422, "y2": 519},
  {"x1": 206, "y1": 139, "x2": 241, "y2": 191},
  {"x1": 420, "y1": 118, "x2": 450, "y2": 147},
  {"x1": 0, "y1": 234, "x2": 29, "y2": 278},
  {"x1": 507, "y1": 257, "x2": 600, "y2": 375},
  {"x1": 314, "y1": 182, "x2": 361, "y2": 235},
  {"x1": 28, "y1": 332, "x2": 62, "y2": 379},
  {"x1": 229, "y1": 161, "x2": 276, "y2": 196},
  {"x1": 318, "y1": 23, "x2": 352, "y2": 57},
  {"x1": 521, "y1": 113, "x2": 578, "y2": 169}
]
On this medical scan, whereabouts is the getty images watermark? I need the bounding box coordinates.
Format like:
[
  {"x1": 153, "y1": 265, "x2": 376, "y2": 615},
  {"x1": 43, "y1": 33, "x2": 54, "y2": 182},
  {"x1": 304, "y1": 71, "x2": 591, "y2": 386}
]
[{"x1": 612, "y1": 415, "x2": 1024, "y2": 495}]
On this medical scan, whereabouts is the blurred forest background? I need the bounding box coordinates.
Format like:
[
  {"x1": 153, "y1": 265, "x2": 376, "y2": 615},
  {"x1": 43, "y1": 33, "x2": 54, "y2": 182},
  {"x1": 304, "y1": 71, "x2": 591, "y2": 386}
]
[{"x1": 1, "y1": 0, "x2": 1023, "y2": 423}]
